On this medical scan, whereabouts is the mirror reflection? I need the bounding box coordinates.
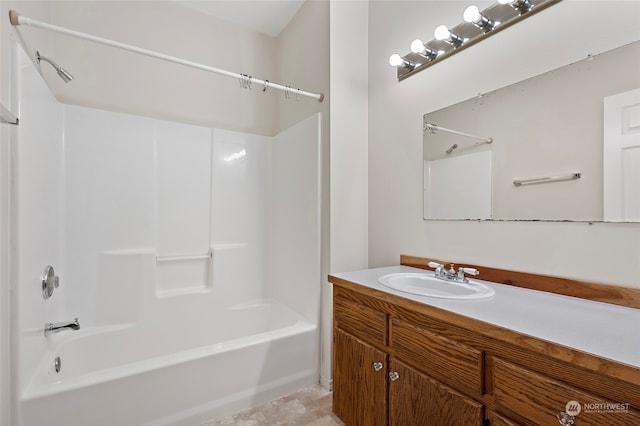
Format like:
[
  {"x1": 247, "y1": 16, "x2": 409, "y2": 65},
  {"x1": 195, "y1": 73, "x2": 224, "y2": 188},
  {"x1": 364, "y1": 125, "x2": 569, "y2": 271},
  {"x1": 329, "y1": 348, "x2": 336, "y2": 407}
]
[{"x1": 423, "y1": 41, "x2": 640, "y2": 222}]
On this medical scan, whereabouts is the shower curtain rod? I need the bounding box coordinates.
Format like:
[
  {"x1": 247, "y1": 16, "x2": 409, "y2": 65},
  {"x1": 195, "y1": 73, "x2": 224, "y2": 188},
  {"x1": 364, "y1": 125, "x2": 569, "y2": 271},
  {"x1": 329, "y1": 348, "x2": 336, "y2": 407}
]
[
  {"x1": 425, "y1": 123, "x2": 492, "y2": 144},
  {"x1": 9, "y1": 10, "x2": 324, "y2": 103}
]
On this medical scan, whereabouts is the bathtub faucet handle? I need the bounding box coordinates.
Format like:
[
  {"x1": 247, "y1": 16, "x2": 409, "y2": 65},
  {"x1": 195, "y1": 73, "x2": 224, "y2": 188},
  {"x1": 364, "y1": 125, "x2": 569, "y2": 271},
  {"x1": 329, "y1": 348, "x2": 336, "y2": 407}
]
[{"x1": 45, "y1": 318, "x2": 80, "y2": 336}]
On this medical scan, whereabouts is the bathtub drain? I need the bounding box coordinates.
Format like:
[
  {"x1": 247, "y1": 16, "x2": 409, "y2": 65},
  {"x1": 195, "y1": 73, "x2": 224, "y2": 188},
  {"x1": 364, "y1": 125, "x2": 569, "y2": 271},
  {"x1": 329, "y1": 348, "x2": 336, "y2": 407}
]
[{"x1": 54, "y1": 356, "x2": 61, "y2": 373}]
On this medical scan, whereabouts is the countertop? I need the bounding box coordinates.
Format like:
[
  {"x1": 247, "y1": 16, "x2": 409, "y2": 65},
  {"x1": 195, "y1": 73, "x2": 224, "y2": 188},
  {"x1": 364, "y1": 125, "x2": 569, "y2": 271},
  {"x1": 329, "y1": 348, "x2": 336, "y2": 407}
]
[{"x1": 330, "y1": 265, "x2": 640, "y2": 368}]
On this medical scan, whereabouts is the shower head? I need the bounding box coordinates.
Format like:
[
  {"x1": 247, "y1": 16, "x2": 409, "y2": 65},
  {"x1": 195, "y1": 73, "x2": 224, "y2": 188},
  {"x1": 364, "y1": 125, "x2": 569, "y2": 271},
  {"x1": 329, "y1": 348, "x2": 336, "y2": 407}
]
[{"x1": 35, "y1": 51, "x2": 73, "y2": 83}]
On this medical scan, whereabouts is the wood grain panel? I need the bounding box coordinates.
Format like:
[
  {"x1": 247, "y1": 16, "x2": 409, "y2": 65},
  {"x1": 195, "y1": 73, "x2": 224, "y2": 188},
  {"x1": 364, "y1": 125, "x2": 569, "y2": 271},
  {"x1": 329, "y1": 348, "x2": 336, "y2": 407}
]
[
  {"x1": 490, "y1": 411, "x2": 523, "y2": 426},
  {"x1": 390, "y1": 318, "x2": 483, "y2": 395},
  {"x1": 334, "y1": 291, "x2": 387, "y2": 346},
  {"x1": 493, "y1": 358, "x2": 640, "y2": 426},
  {"x1": 333, "y1": 328, "x2": 387, "y2": 426},
  {"x1": 389, "y1": 359, "x2": 483, "y2": 426},
  {"x1": 400, "y1": 254, "x2": 640, "y2": 309},
  {"x1": 388, "y1": 359, "x2": 431, "y2": 426}
]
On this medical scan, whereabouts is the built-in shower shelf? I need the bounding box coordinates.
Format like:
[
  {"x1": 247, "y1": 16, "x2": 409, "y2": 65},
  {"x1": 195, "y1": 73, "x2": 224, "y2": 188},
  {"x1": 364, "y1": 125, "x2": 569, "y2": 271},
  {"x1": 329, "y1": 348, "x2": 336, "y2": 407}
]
[{"x1": 155, "y1": 252, "x2": 213, "y2": 297}]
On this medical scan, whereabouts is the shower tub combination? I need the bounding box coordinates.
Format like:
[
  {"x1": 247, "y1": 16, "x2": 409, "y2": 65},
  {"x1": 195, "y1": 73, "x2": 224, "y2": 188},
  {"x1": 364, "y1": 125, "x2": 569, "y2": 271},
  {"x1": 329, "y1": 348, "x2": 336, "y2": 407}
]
[
  {"x1": 13, "y1": 48, "x2": 322, "y2": 426},
  {"x1": 21, "y1": 301, "x2": 318, "y2": 426}
]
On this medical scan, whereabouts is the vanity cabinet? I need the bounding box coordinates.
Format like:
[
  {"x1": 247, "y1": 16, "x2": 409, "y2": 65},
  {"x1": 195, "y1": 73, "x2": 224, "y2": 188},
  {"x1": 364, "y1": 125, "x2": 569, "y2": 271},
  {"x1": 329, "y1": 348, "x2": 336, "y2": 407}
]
[
  {"x1": 330, "y1": 278, "x2": 640, "y2": 426},
  {"x1": 333, "y1": 286, "x2": 484, "y2": 425}
]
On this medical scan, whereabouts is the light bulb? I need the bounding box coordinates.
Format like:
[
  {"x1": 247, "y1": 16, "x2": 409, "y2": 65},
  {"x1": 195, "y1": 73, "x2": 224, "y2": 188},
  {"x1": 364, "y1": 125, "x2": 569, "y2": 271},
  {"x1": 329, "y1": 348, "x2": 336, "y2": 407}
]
[
  {"x1": 410, "y1": 39, "x2": 425, "y2": 54},
  {"x1": 434, "y1": 25, "x2": 451, "y2": 41},
  {"x1": 463, "y1": 5, "x2": 481, "y2": 23},
  {"x1": 389, "y1": 54, "x2": 404, "y2": 67}
]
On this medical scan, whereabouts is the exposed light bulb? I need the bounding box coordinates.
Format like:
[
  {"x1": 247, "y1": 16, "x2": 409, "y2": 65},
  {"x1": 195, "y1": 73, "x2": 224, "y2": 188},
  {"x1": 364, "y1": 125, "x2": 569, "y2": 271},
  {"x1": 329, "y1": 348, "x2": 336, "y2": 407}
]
[
  {"x1": 410, "y1": 39, "x2": 425, "y2": 54},
  {"x1": 389, "y1": 54, "x2": 404, "y2": 67},
  {"x1": 463, "y1": 5, "x2": 481, "y2": 23},
  {"x1": 434, "y1": 25, "x2": 451, "y2": 41},
  {"x1": 463, "y1": 5, "x2": 496, "y2": 31}
]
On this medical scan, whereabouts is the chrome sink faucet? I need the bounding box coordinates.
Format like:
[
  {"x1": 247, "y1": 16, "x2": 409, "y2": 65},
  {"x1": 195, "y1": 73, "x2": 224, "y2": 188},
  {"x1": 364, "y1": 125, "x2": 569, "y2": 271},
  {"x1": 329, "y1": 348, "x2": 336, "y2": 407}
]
[
  {"x1": 428, "y1": 262, "x2": 479, "y2": 283},
  {"x1": 45, "y1": 318, "x2": 80, "y2": 336}
]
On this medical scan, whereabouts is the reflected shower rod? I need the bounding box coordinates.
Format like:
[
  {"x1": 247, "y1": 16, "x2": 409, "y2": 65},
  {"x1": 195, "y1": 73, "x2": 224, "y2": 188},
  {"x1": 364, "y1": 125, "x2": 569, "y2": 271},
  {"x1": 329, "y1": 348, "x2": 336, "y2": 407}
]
[
  {"x1": 8, "y1": 10, "x2": 324, "y2": 103},
  {"x1": 425, "y1": 123, "x2": 493, "y2": 144}
]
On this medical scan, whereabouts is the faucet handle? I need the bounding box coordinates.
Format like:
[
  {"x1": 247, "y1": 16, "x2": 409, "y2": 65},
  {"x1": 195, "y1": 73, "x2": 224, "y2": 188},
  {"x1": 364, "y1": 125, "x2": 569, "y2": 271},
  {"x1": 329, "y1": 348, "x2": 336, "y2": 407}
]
[
  {"x1": 427, "y1": 261, "x2": 442, "y2": 269},
  {"x1": 459, "y1": 267, "x2": 479, "y2": 276}
]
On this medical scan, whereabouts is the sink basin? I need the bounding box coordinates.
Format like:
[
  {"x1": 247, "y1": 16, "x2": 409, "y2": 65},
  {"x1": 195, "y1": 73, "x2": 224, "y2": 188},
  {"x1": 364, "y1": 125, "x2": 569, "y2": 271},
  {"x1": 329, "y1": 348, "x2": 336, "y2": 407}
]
[{"x1": 378, "y1": 273, "x2": 495, "y2": 300}]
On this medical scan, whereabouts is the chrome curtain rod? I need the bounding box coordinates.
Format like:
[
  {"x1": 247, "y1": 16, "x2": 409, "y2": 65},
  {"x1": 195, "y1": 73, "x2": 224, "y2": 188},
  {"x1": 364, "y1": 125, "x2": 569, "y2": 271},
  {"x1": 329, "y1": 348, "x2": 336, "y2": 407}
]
[
  {"x1": 425, "y1": 123, "x2": 493, "y2": 144},
  {"x1": 9, "y1": 10, "x2": 324, "y2": 103}
]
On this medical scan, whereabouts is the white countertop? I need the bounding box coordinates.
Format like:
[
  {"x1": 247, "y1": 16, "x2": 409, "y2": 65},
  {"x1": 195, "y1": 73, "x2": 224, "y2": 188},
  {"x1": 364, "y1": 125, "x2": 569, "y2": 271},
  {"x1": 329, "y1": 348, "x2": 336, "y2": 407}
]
[{"x1": 330, "y1": 265, "x2": 640, "y2": 368}]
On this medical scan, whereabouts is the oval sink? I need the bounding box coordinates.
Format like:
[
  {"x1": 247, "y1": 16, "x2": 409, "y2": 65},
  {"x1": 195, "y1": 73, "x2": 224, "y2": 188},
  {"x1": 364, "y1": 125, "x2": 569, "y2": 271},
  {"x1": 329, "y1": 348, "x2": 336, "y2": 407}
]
[{"x1": 378, "y1": 273, "x2": 495, "y2": 300}]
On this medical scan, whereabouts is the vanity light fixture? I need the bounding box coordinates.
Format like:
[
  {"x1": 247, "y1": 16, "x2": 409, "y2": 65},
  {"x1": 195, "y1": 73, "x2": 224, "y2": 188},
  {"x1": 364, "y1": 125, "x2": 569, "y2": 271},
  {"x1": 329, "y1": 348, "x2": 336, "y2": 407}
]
[
  {"x1": 498, "y1": 0, "x2": 534, "y2": 14},
  {"x1": 434, "y1": 25, "x2": 465, "y2": 47},
  {"x1": 463, "y1": 5, "x2": 497, "y2": 31},
  {"x1": 410, "y1": 39, "x2": 440, "y2": 60},
  {"x1": 390, "y1": 0, "x2": 561, "y2": 81},
  {"x1": 388, "y1": 53, "x2": 417, "y2": 70}
]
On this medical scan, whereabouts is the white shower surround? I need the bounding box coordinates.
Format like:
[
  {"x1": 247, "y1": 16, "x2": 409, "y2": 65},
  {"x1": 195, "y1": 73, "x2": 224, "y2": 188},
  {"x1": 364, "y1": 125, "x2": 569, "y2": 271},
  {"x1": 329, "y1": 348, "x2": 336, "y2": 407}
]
[{"x1": 13, "y1": 53, "x2": 321, "y2": 425}]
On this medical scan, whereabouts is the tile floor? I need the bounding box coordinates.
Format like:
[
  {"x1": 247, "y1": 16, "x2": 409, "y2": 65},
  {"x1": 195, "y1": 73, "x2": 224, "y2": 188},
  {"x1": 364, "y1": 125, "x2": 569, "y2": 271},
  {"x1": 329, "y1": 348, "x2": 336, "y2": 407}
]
[{"x1": 202, "y1": 385, "x2": 344, "y2": 426}]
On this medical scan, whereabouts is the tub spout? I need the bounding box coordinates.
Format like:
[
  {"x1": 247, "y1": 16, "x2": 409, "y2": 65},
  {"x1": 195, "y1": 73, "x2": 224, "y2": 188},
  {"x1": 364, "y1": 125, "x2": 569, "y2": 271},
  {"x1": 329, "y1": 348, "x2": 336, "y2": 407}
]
[{"x1": 45, "y1": 318, "x2": 80, "y2": 336}]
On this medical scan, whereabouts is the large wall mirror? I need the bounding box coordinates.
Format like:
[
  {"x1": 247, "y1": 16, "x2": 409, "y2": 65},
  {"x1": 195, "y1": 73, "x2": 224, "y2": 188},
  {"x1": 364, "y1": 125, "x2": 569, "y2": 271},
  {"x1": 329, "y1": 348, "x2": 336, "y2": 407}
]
[{"x1": 423, "y1": 41, "x2": 640, "y2": 222}]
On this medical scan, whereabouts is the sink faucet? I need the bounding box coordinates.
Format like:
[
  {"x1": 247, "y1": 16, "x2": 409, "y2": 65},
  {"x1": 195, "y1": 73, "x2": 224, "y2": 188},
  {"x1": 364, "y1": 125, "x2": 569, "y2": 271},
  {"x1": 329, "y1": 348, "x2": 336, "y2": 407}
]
[
  {"x1": 428, "y1": 262, "x2": 479, "y2": 283},
  {"x1": 45, "y1": 318, "x2": 80, "y2": 336}
]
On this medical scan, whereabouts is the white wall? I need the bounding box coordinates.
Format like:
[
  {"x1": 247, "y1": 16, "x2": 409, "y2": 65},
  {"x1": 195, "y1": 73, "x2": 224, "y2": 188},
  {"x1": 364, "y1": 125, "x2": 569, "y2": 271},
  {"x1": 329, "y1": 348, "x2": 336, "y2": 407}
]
[
  {"x1": 326, "y1": 0, "x2": 369, "y2": 387},
  {"x1": 369, "y1": 0, "x2": 640, "y2": 288},
  {"x1": 270, "y1": 113, "x2": 322, "y2": 323},
  {"x1": 1, "y1": 3, "x2": 57, "y2": 423},
  {"x1": 12, "y1": 50, "x2": 64, "y2": 426}
]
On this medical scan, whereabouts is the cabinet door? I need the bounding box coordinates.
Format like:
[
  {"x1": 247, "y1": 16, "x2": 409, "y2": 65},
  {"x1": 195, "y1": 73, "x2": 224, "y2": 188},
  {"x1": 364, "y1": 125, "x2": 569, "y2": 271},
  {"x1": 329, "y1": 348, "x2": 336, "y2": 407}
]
[
  {"x1": 389, "y1": 359, "x2": 484, "y2": 426},
  {"x1": 333, "y1": 328, "x2": 388, "y2": 426}
]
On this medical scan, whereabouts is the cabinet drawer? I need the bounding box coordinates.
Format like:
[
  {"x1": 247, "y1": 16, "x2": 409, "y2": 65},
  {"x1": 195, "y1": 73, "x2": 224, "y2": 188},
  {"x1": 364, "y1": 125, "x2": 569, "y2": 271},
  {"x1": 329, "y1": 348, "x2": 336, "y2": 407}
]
[
  {"x1": 390, "y1": 318, "x2": 483, "y2": 395},
  {"x1": 493, "y1": 358, "x2": 639, "y2": 426},
  {"x1": 334, "y1": 293, "x2": 387, "y2": 346}
]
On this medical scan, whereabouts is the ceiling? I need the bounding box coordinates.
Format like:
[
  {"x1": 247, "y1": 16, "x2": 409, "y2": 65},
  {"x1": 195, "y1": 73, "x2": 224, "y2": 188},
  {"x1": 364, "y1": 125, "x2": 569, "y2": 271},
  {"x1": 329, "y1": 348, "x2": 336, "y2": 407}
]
[{"x1": 174, "y1": 0, "x2": 305, "y2": 37}]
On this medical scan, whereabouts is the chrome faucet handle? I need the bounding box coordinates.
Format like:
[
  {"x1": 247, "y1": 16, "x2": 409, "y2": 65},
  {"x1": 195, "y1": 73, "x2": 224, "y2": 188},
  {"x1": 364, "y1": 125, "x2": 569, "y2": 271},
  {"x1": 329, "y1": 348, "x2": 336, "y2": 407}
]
[
  {"x1": 459, "y1": 267, "x2": 479, "y2": 276},
  {"x1": 456, "y1": 267, "x2": 479, "y2": 283},
  {"x1": 428, "y1": 261, "x2": 445, "y2": 277}
]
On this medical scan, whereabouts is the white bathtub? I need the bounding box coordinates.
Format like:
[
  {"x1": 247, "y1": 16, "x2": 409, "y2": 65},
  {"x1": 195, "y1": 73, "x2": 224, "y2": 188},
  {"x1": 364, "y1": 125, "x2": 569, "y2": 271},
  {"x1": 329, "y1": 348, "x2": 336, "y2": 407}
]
[{"x1": 20, "y1": 300, "x2": 319, "y2": 426}]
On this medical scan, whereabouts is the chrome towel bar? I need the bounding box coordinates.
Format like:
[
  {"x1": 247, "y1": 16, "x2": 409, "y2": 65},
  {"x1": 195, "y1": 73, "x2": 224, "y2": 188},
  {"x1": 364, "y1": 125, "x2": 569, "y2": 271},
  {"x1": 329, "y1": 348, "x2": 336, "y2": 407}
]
[{"x1": 513, "y1": 172, "x2": 581, "y2": 187}]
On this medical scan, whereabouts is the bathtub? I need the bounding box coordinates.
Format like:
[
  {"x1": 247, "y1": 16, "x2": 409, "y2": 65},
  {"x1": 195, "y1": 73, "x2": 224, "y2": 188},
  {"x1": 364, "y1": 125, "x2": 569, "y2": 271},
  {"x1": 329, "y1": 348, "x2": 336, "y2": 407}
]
[{"x1": 20, "y1": 300, "x2": 319, "y2": 426}]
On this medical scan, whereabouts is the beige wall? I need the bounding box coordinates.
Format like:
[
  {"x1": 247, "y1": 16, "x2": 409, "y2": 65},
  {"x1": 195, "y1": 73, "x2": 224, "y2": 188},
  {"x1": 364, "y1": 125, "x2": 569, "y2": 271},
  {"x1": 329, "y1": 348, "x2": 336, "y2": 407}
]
[
  {"x1": 42, "y1": 0, "x2": 327, "y2": 137},
  {"x1": 369, "y1": 0, "x2": 640, "y2": 288}
]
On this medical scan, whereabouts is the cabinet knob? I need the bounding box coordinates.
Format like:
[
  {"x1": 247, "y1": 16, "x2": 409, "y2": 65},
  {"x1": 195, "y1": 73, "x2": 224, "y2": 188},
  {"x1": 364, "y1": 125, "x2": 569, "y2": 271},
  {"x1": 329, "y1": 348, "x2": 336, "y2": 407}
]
[
  {"x1": 389, "y1": 371, "x2": 400, "y2": 381},
  {"x1": 372, "y1": 362, "x2": 383, "y2": 371},
  {"x1": 556, "y1": 412, "x2": 575, "y2": 425}
]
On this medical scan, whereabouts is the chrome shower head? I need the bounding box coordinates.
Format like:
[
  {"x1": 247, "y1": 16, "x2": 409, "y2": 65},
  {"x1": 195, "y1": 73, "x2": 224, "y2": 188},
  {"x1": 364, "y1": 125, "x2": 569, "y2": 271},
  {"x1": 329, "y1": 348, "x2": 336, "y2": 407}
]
[{"x1": 36, "y1": 51, "x2": 73, "y2": 83}]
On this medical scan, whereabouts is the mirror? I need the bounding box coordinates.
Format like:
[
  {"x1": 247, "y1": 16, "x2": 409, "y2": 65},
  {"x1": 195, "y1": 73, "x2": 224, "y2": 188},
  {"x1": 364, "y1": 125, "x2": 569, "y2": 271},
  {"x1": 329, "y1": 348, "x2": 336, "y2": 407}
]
[{"x1": 423, "y1": 40, "x2": 640, "y2": 222}]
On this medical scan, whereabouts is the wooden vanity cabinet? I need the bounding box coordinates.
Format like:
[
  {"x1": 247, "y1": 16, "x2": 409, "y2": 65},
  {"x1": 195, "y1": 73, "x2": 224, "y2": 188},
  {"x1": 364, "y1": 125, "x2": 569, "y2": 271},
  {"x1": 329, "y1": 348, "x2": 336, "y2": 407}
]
[
  {"x1": 331, "y1": 281, "x2": 640, "y2": 426},
  {"x1": 333, "y1": 286, "x2": 483, "y2": 425}
]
